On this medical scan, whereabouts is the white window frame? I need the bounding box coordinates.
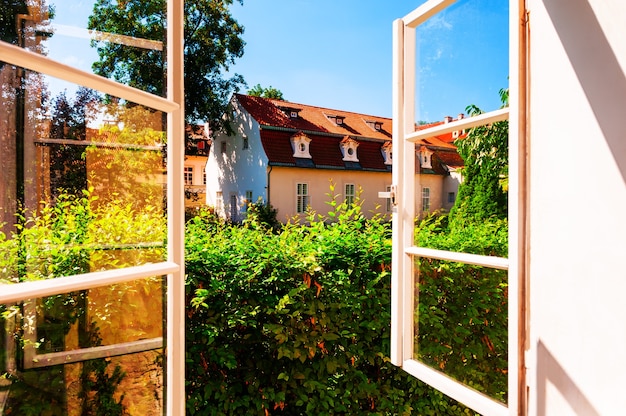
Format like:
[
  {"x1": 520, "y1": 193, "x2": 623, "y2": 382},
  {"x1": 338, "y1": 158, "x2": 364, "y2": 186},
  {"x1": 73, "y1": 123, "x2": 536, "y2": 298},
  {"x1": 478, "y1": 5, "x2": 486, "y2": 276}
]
[
  {"x1": 291, "y1": 132, "x2": 312, "y2": 159},
  {"x1": 184, "y1": 166, "x2": 194, "y2": 185},
  {"x1": 296, "y1": 183, "x2": 309, "y2": 213},
  {"x1": 245, "y1": 190, "x2": 253, "y2": 210},
  {"x1": 0, "y1": 1, "x2": 186, "y2": 413},
  {"x1": 391, "y1": 1, "x2": 527, "y2": 416},
  {"x1": 216, "y1": 191, "x2": 223, "y2": 214},
  {"x1": 345, "y1": 183, "x2": 355, "y2": 206},
  {"x1": 421, "y1": 186, "x2": 430, "y2": 212},
  {"x1": 340, "y1": 138, "x2": 360, "y2": 162},
  {"x1": 386, "y1": 185, "x2": 393, "y2": 212}
]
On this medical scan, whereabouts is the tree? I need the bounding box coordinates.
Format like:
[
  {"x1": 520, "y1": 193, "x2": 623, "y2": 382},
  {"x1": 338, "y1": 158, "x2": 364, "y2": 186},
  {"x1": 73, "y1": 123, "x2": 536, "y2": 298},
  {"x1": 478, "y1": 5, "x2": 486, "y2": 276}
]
[
  {"x1": 88, "y1": 0, "x2": 245, "y2": 130},
  {"x1": 448, "y1": 88, "x2": 509, "y2": 226},
  {"x1": 248, "y1": 84, "x2": 285, "y2": 100},
  {"x1": 48, "y1": 87, "x2": 100, "y2": 198},
  {"x1": 0, "y1": 0, "x2": 27, "y2": 45}
]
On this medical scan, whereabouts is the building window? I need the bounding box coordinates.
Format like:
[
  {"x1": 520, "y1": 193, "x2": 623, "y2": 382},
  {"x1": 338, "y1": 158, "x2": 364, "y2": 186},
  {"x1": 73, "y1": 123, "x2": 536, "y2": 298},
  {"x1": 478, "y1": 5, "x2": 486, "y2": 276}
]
[
  {"x1": 229, "y1": 193, "x2": 238, "y2": 222},
  {"x1": 340, "y1": 137, "x2": 359, "y2": 162},
  {"x1": 382, "y1": 142, "x2": 393, "y2": 165},
  {"x1": 345, "y1": 183, "x2": 355, "y2": 206},
  {"x1": 242, "y1": 136, "x2": 249, "y2": 150},
  {"x1": 221, "y1": 141, "x2": 227, "y2": 154},
  {"x1": 386, "y1": 185, "x2": 393, "y2": 212},
  {"x1": 422, "y1": 187, "x2": 430, "y2": 212},
  {"x1": 184, "y1": 166, "x2": 193, "y2": 185},
  {"x1": 419, "y1": 146, "x2": 433, "y2": 169},
  {"x1": 203, "y1": 167, "x2": 207, "y2": 185},
  {"x1": 448, "y1": 192, "x2": 455, "y2": 204},
  {"x1": 326, "y1": 114, "x2": 345, "y2": 126},
  {"x1": 216, "y1": 191, "x2": 223, "y2": 213},
  {"x1": 245, "y1": 190, "x2": 253, "y2": 210},
  {"x1": 291, "y1": 132, "x2": 312, "y2": 159},
  {"x1": 296, "y1": 183, "x2": 309, "y2": 213}
]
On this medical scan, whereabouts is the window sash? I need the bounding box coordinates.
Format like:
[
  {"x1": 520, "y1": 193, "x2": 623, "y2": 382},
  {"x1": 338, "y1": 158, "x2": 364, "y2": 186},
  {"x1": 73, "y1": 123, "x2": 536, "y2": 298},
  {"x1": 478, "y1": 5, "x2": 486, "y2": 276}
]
[
  {"x1": 391, "y1": 1, "x2": 526, "y2": 415},
  {"x1": 184, "y1": 166, "x2": 194, "y2": 185},
  {"x1": 297, "y1": 183, "x2": 309, "y2": 213},
  {"x1": 421, "y1": 187, "x2": 430, "y2": 211},
  {"x1": 0, "y1": 0, "x2": 186, "y2": 413},
  {"x1": 345, "y1": 183, "x2": 355, "y2": 205}
]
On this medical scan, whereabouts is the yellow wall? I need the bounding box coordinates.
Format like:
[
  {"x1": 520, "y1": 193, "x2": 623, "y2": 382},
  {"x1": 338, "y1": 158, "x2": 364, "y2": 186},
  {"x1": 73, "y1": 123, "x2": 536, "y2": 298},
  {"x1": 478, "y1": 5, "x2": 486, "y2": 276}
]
[
  {"x1": 268, "y1": 167, "x2": 449, "y2": 222},
  {"x1": 268, "y1": 167, "x2": 392, "y2": 222}
]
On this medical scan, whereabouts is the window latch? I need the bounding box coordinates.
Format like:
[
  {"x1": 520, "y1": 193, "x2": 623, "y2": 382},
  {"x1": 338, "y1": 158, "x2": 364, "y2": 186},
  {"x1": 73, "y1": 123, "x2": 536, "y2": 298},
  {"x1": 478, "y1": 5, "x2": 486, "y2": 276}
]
[{"x1": 378, "y1": 185, "x2": 397, "y2": 207}]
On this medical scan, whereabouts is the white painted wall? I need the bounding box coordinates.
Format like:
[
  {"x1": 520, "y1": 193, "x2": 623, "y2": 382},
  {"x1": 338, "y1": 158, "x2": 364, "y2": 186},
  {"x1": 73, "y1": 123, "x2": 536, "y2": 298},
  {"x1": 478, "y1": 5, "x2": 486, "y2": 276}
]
[
  {"x1": 527, "y1": 1, "x2": 626, "y2": 414},
  {"x1": 205, "y1": 97, "x2": 268, "y2": 220}
]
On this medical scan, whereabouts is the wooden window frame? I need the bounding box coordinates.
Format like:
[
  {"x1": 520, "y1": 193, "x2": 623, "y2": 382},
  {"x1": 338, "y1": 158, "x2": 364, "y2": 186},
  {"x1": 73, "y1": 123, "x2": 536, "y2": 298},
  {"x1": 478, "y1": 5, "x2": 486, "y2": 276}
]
[
  {"x1": 0, "y1": 1, "x2": 186, "y2": 413},
  {"x1": 390, "y1": 1, "x2": 527, "y2": 415},
  {"x1": 296, "y1": 183, "x2": 309, "y2": 213}
]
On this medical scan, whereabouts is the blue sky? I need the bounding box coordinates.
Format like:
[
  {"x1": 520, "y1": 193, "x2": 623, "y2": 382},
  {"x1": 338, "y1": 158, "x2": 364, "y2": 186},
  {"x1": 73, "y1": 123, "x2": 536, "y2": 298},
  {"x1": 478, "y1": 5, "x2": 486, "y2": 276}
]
[
  {"x1": 45, "y1": 0, "x2": 509, "y2": 123},
  {"x1": 228, "y1": 0, "x2": 509, "y2": 121}
]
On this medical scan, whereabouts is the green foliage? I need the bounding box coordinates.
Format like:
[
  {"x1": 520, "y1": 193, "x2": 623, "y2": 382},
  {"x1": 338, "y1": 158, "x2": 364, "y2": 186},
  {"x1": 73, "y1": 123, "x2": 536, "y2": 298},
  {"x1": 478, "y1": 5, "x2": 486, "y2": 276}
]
[
  {"x1": 449, "y1": 88, "x2": 509, "y2": 227},
  {"x1": 185, "y1": 195, "x2": 473, "y2": 415},
  {"x1": 88, "y1": 0, "x2": 245, "y2": 130},
  {"x1": 244, "y1": 200, "x2": 281, "y2": 232},
  {"x1": 0, "y1": 189, "x2": 165, "y2": 414},
  {"x1": 247, "y1": 84, "x2": 285, "y2": 100},
  {"x1": 0, "y1": 0, "x2": 27, "y2": 45},
  {"x1": 416, "y1": 217, "x2": 509, "y2": 402},
  {"x1": 413, "y1": 88, "x2": 510, "y2": 404}
]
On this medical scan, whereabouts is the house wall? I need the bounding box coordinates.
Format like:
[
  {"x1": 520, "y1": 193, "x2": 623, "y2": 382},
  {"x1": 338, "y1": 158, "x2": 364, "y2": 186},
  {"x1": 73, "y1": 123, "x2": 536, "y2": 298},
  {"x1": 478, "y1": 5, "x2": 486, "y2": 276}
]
[
  {"x1": 184, "y1": 155, "x2": 207, "y2": 208},
  {"x1": 205, "y1": 99, "x2": 268, "y2": 219},
  {"x1": 268, "y1": 166, "x2": 392, "y2": 222},
  {"x1": 442, "y1": 170, "x2": 461, "y2": 211},
  {"x1": 527, "y1": 1, "x2": 626, "y2": 414},
  {"x1": 416, "y1": 174, "x2": 444, "y2": 216}
]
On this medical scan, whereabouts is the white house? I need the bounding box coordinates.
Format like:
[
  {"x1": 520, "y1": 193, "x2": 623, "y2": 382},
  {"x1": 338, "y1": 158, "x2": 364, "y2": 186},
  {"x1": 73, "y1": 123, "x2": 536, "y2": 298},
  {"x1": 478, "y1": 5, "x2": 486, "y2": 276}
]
[{"x1": 206, "y1": 94, "x2": 464, "y2": 222}]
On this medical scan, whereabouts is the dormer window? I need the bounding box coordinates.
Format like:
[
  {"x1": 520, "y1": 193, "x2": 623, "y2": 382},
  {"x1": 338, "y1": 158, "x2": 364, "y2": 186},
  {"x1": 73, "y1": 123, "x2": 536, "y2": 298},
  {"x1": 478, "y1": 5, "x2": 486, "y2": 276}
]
[
  {"x1": 279, "y1": 106, "x2": 301, "y2": 119},
  {"x1": 382, "y1": 142, "x2": 393, "y2": 165},
  {"x1": 291, "y1": 132, "x2": 312, "y2": 159},
  {"x1": 418, "y1": 146, "x2": 433, "y2": 169},
  {"x1": 365, "y1": 120, "x2": 383, "y2": 131},
  {"x1": 340, "y1": 137, "x2": 359, "y2": 162},
  {"x1": 326, "y1": 114, "x2": 346, "y2": 126}
]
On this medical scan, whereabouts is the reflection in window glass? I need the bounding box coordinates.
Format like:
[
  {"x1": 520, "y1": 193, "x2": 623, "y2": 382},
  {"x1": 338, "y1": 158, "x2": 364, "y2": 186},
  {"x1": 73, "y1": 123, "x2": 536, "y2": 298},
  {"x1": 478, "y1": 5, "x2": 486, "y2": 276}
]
[
  {"x1": 414, "y1": 259, "x2": 508, "y2": 404},
  {"x1": 0, "y1": 76, "x2": 167, "y2": 283}
]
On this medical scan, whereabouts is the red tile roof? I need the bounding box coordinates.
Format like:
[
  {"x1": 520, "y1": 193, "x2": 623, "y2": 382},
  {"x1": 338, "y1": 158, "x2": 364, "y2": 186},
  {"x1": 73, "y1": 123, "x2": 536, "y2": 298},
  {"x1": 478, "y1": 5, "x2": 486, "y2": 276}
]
[
  {"x1": 235, "y1": 94, "x2": 462, "y2": 172},
  {"x1": 235, "y1": 94, "x2": 392, "y2": 140}
]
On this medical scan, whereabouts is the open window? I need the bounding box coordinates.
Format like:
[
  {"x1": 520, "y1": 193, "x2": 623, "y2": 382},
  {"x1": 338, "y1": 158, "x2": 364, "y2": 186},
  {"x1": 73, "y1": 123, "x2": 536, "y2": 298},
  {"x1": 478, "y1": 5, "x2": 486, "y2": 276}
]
[
  {"x1": 391, "y1": 1, "x2": 526, "y2": 415},
  {"x1": 0, "y1": 0, "x2": 185, "y2": 414}
]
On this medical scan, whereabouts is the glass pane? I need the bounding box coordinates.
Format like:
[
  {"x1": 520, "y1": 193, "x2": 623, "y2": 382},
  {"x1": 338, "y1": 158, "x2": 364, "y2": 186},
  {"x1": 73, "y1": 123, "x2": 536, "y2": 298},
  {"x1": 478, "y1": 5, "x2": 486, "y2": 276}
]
[
  {"x1": 415, "y1": 0, "x2": 509, "y2": 122},
  {"x1": 6, "y1": 0, "x2": 166, "y2": 97},
  {"x1": 414, "y1": 258, "x2": 508, "y2": 404},
  {"x1": 1, "y1": 276, "x2": 164, "y2": 414},
  {"x1": 413, "y1": 0, "x2": 509, "y2": 256},
  {"x1": 0, "y1": 67, "x2": 166, "y2": 281}
]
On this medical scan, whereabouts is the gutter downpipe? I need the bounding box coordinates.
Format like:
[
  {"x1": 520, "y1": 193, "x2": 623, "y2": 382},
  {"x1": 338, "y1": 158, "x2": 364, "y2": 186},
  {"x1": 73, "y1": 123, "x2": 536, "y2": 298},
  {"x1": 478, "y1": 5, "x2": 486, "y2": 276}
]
[{"x1": 266, "y1": 164, "x2": 272, "y2": 206}]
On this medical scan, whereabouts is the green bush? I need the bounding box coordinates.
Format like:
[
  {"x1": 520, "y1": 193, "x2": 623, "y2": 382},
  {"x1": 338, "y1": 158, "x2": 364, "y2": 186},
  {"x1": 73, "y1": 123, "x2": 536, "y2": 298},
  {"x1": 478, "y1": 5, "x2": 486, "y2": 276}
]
[
  {"x1": 185, "y1": 199, "x2": 478, "y2": 415},
  {"x1": 416, "y1": 216, "x2": 509, "y2": 403}
]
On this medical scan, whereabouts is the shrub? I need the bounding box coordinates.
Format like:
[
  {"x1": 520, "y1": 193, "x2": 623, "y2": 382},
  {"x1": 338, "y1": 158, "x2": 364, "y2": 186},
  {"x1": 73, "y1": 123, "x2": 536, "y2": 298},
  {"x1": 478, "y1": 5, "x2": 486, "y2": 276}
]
[{"x1": 185, "y1": 197, "x2": 477, "y2": 415}]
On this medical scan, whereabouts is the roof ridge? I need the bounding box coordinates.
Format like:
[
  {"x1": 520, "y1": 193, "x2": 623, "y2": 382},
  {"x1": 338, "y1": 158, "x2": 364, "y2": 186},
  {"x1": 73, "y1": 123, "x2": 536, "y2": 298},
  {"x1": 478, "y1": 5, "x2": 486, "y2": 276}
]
[{"x1": 236, "y1": 93, "x2": 391, "y2": 121}]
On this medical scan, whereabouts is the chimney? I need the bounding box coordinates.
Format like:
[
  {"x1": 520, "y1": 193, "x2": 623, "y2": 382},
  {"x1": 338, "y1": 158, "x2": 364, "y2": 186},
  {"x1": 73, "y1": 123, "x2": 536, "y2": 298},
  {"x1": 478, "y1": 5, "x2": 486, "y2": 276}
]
[
  {"x1": 444, "y1": 116, "x2": 453, "y2": 123},
  {"x1": 457, "y1": 113, "x2": 464, "y2": 120}
]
